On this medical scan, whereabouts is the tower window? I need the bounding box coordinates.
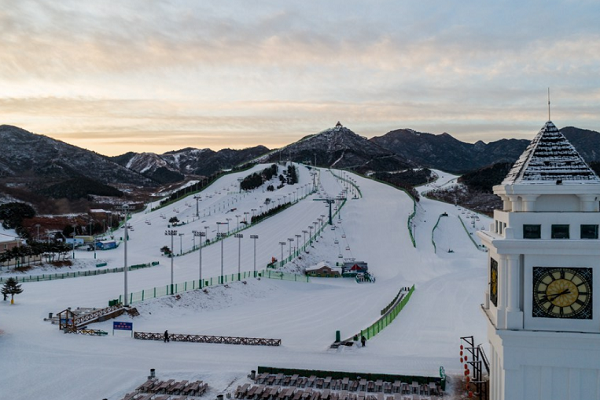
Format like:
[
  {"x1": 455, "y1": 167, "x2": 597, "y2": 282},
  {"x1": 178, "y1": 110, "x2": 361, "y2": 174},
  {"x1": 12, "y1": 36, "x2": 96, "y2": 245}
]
[
  {"x1": 523, "y1": 224, "x2": 541, "y2": 239},
  {"x1": 581, "y1": 224, "x2": 599, "y2": 239},
  {"x1": 551, "y1": 225, "x2": 570, "y2": 239}
]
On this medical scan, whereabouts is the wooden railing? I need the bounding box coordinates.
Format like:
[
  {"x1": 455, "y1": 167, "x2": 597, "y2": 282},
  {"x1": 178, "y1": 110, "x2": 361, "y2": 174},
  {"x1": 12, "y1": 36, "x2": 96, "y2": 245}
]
[
  {"x1": 134, "y1": 331, "x2": 281, "y2": 346},
  {"x1": 74, "y1": 304, "x2": 124, "y2": 327}
]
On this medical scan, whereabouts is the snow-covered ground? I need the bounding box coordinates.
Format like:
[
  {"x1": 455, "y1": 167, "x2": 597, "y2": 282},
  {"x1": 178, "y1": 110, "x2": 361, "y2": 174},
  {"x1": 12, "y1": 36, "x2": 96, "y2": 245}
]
[{"x1": 0, "y1": 165, "x2": 490, "y2": 399}]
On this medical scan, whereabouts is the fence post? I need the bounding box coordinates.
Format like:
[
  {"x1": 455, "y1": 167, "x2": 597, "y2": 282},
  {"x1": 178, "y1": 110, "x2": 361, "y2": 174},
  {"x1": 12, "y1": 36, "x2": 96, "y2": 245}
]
[{"x1": 142, "y1": 290, "x2": 145, "y2": 301}]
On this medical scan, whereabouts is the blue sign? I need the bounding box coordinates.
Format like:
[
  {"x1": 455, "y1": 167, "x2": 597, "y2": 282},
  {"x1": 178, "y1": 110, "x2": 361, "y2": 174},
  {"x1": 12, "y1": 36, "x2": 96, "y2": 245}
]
[{"x1": 113, "y1": 321, "x2": 133, "y2": 331}]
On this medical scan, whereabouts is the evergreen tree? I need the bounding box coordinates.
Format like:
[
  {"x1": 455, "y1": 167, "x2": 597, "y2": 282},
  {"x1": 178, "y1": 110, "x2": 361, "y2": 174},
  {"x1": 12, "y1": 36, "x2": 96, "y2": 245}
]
[{"x1": 2, "y1": 277, "x2": 23, "y2": 304}]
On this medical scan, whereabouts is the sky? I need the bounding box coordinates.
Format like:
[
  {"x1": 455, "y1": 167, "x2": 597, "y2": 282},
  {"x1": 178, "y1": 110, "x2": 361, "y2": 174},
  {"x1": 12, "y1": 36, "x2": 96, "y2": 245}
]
[{"x1": 1, "y1": 0, "x2": 600, "y2": 156}]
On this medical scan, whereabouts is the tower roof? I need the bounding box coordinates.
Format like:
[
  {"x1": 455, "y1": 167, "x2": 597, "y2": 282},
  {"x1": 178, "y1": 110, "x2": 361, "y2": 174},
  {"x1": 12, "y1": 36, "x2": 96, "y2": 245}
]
[{"x1": 502, "y1": 121, "x2": 600, "y2": 185}]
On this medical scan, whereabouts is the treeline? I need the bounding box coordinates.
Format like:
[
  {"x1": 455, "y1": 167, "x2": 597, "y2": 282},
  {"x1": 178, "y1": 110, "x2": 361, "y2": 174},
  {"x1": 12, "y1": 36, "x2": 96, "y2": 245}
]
[
  {"x1": 38, "y1": 177, "x2": 123, "y2": 200},
  {"x1": 0, "y1": 241, "x2": 72, "y2": 264},
  {"x1": 240, "y1": 164, "x2": 278, "y2": 191},
  {"x1": 250, "y1": 202, "x2": 291, "y2": 225}
]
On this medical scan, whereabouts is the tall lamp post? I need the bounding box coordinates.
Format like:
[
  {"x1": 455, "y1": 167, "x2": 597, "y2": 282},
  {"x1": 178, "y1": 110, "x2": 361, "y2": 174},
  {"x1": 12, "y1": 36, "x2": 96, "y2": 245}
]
[
  {"x1": 313, "y1": 222, "x2": 319, "y2": 241},
  {"x1": 218, "y1": 232, "x2": 226, "y2": 284},
  {"x1": 235, "y1": 214, "x2": 241, "y2": 232},
  {"x1": 295, "y1": 234, "x2": 301, "y2": 257},
  {"x1": 193, "y1": 195, "x2": 201, "y2": 217},
  {"x1": 250, "y1": 234, "x2": 258, "y2": 277},
  {"x1": 302, "y1": 230, "x2": 308, "y2": 252},
  {"x1": 193, "y1": 230, "x2": 205, "y2": 286},
  {"x1": 288, "y1": 238, "x2": 294, "y2": 259},
  {"x1": 279, "y1": 241, "x2": 285, "y2": 267},
  {"x1": 235, "y1": 233, "x2": 243, "y2": 280},
  {"x1": 120, "y1": 204, "x2": 131, "y2": 306},
  {"x1": 308, "y1": 226, "x2": 313, "y2": 246},
  {"x1": 165, "y1": 229, "x2": 177, "y2": 294},
  {"x1": 178, "y1": 233, "x2": 184, "y2": 255},
  {"x1": 225, "y1": 218, "x2": 231, "y2": 234}
]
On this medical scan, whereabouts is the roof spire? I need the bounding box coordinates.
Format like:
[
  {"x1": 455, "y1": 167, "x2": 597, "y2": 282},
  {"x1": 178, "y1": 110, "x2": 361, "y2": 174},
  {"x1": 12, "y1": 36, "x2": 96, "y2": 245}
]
[{"x1": 548, "y1": 87, "x2": 551, "y2": 121}]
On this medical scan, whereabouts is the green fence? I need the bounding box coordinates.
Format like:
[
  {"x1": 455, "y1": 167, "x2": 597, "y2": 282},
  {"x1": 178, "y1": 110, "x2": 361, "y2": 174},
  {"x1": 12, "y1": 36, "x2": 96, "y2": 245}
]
[
  {"x1": 431, "y1": 213, "x2": 448, "y2": 253},
  {"x1": 117, "y1": 269, "x2": 309, "y2": 305},
  {"x1": 356, "y1": 284, "x2": 415, "y2": 341},
  {"x1": 457, "y1": 216, "x2": 484, "y2": 251},
  {"x1": 0, "y1": 261, "x2": 160, "y2": 284}
]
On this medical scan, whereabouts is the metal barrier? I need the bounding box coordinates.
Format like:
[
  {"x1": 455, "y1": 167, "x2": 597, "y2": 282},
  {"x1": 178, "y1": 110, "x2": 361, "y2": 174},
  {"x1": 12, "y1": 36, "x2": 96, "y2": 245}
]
[{"x1": 135, "y1": 331, "x2": 281, "y2": 346}]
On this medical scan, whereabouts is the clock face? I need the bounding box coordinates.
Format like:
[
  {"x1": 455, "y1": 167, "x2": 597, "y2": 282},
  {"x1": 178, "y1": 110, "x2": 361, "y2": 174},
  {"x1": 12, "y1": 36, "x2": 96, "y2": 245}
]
[
  {"x1": 532, "y1": 267, "x2": 593, "y2": 319},
  {"x1": 490, "y1": 258, "x2": 498, "y2": 307}
]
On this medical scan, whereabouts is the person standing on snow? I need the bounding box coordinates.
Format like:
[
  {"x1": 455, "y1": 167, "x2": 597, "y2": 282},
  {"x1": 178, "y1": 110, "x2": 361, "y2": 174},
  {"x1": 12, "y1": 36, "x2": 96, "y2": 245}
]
[
  {"x1": 164, "y1": 330, "x2": 170, "y2": 343},
  {"x1": 361, "y1": 335, "x2": 366, "y2": 347}
]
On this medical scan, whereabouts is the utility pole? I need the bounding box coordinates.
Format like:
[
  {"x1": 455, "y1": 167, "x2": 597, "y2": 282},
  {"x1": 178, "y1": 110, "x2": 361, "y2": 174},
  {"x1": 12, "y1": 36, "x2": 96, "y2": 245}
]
[{"x1": 288, "y1": 238, "x2": 294, "y2": 259}]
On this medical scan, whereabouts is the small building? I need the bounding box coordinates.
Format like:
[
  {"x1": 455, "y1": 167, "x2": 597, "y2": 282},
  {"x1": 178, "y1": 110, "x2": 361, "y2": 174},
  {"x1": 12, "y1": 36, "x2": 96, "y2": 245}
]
[
  {"x1": 342, "y1": 261, "x2": 368, "y2": 277},
  {"x1": 305, "y1": 262, "x2": 340, "y2": 277}
]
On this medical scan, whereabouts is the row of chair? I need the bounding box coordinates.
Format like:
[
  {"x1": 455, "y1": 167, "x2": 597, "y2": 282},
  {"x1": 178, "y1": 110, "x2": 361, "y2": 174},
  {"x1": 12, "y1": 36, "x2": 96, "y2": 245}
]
[
  {"x1": 122, "y1": 379, "x2": 208, "y2": 399},
  {"x1": 235, "y1": 384, "x2": 442, "y2": 400},
  {"x1": 252, "y1": 373, "x2": 441, "y2": 396}
]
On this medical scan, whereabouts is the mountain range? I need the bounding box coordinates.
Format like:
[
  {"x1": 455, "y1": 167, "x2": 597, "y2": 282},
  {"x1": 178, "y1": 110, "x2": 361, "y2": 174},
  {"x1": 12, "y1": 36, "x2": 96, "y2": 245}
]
[{"x1": 2, "y1": 122, "x2": 600, "y2": 209}]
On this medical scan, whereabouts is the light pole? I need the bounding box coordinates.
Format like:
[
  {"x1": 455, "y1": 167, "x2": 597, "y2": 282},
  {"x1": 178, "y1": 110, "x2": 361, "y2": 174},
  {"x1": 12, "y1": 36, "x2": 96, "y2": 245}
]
[
  {"x1": 193, "y1": 195, "x2": 201, "y2": 217},
  {"x1": 244, "y1": 211, "x2": 249, "y2": 224},
  {"x1": 204, "y1": 226, "x2": 209, "y2": 243},
  {"x1": 218, "y1": 232, "x2": 226, "y2": 284},
  {"x1": 235, "y1": 233, "x2": 243, "y2": 280},
  {"x1": 313, "y1": 222, "x2": 319, "y2": 241},
  {"x1": 165, "y1": 229, "x2": 177, "y2": 294},
  {"x1": 226, "y1": 218, "x2": 231, "y2": 234},
  {"x1": 303, "y1": 230, "x2": 308, "y2": 251},
  {"x1": 120, "y1": 205, "x2": 131, "y2": 306},
  {"x1": 250, "y1": 234, "x2": 258, "y2": 277},
  {"x1": 235, "y1": 214, "x2": 240, "y2": 232},
  {"x1": 279, "y1": 241, "x2": 285, "y2": 267},
  {"x1": 288, "y1": 238, "x2": 294, "y2": 258},
  {"x1": 308, "y1": 226, "x2": 313, "y2": 245},
  {"x1": 193, "y1": 230, "x2": 205, "y2": 286},
  {"x1": 295, "y1": 234, "x2": 301, "y2": 256},
  {"x1": 251, "y1": 208, "x2": 257, "y2": 222},
  {"x1": 178, "y1": 233, "x2": 184, "y2": 255}
]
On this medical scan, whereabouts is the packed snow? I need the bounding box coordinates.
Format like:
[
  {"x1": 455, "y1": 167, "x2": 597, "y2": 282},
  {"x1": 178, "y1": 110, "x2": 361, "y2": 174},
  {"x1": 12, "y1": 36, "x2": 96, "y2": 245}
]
[{"x1": 0, "y1": 164, "x2": 490, "y2": 399}]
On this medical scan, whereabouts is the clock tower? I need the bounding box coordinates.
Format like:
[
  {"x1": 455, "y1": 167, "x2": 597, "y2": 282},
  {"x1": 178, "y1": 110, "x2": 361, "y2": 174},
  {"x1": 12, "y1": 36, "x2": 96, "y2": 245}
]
[{"x1": 478, "y1": 121, "x2": 600, "y2": 400}]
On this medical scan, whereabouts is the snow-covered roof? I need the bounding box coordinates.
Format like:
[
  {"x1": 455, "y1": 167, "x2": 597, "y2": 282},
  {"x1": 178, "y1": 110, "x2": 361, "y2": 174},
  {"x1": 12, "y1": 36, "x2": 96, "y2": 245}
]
[{"x1": 502, "y1": 121, "x2": 600, "y2": 185}]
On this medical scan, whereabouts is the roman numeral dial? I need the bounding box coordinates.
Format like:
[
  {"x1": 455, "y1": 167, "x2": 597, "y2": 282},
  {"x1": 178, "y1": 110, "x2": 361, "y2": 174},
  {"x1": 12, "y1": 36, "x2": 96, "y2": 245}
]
[{"x1": 532, "y1": 267, "x2": 592, "y2": 319}]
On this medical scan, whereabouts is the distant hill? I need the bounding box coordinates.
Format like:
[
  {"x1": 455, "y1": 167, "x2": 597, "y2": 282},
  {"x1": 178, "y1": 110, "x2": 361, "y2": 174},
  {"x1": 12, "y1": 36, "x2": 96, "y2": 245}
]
[
  {"x1": 0, "y1": 125, "x2": 153, "y2": 187},
  {"x1": 110, "y1": 146, "x2": 270, "y2": 183},
  {"x1": 371, "y1": 126, "x2": 600, "y2": 173},
  {"x1": 259, "y1": 123, "x2": 413, "y2": 174}
]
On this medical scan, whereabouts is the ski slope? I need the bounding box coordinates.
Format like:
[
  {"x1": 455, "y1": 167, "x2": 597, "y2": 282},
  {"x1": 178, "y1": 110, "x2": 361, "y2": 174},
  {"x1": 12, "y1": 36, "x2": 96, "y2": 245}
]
[{"x1": 0, "y1": 165, "x2": 490, "y2": 400}]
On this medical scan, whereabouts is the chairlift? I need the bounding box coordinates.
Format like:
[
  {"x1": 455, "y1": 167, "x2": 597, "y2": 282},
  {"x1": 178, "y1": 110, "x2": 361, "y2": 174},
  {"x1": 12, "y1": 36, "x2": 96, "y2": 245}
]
[
  {"x1": 342, "y1": 234, "x2": 346, "y2": 238},
  {"x1": 345, "y1": 246, "x2": 350, "y2": 251},
  {"x1": 338, "y1": 254, "x2": 343, "y2": 258},
  {"x1": 334, "y1": 239, "x2": 339, "y2": 244}
]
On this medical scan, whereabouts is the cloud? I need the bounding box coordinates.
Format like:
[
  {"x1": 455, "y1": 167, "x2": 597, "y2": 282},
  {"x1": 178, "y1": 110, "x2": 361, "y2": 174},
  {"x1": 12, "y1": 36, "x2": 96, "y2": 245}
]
[{"x1": 1, "y1": 1, "x2": 600, "y2": 155}]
